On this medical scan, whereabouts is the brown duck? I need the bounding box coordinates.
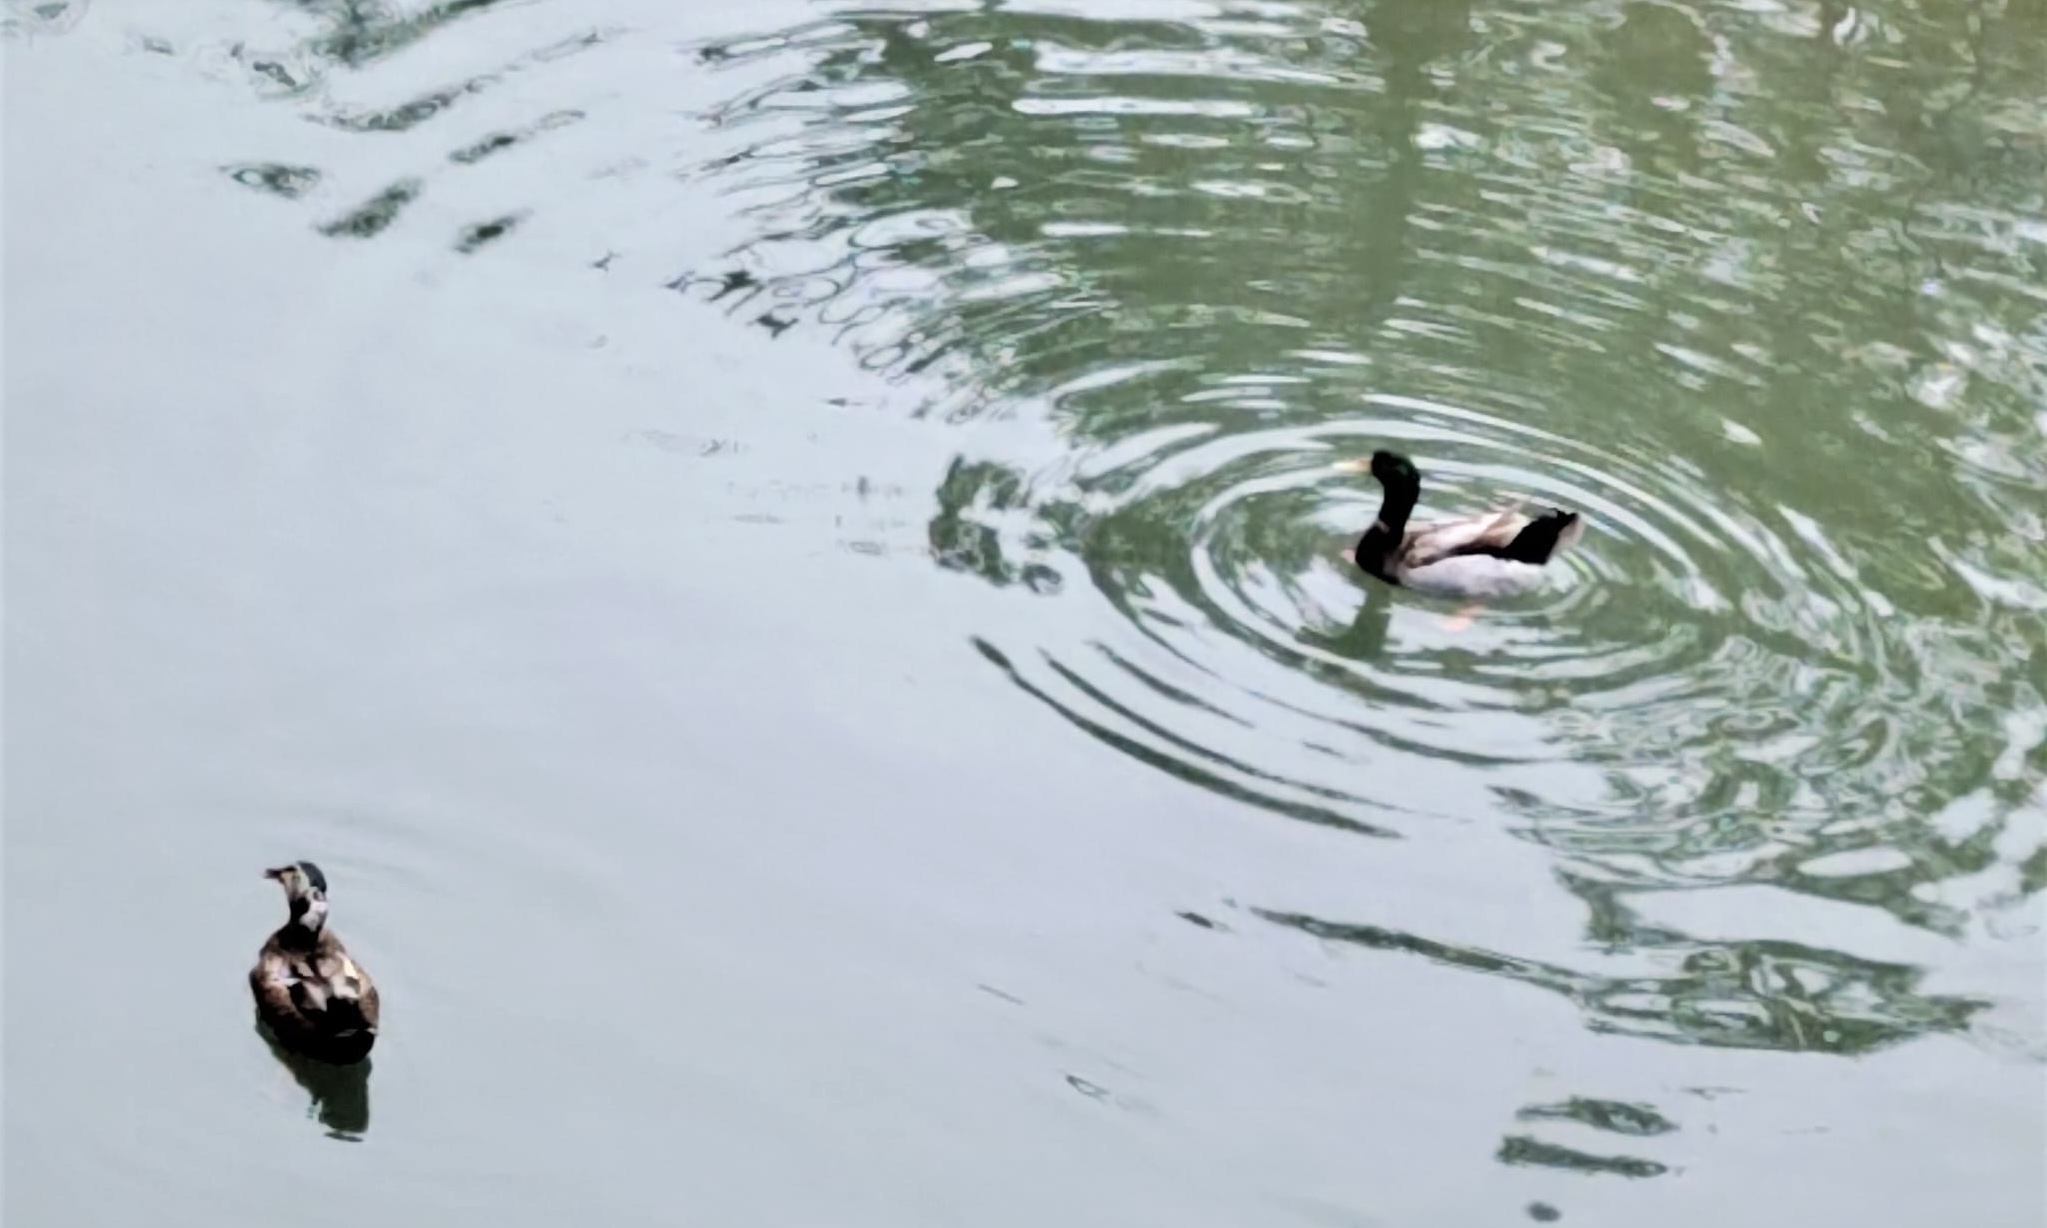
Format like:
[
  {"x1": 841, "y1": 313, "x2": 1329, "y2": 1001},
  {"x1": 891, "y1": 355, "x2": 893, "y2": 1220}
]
[{"x1": 250, "y1": 861, "x2": 380, "y2": 1064}]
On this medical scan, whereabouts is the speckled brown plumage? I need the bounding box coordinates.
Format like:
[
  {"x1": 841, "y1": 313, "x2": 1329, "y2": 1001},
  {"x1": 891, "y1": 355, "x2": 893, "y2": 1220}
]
[{"x1": 250, "y1": 861, "x2": 380, "y2": 1065}]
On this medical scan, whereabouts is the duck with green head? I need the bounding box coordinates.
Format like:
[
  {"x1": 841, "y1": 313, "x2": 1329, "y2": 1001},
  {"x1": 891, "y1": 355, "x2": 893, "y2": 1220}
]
[
  {"x1": 250, "y1": 861, "x2": 380, "y2": 1065},
  {"x1": 1338, "y1": 449, "x2": 1583, "y2": 600}
]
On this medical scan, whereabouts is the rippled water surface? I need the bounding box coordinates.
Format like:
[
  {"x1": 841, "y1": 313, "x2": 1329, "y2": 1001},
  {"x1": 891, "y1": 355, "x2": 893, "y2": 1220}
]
[{"x1": 8, "y1": 0, "x2": 2045, "y2": 1224}]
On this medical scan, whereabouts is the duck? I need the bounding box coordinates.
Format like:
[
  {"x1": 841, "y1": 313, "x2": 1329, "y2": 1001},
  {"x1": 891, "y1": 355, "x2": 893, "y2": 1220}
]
[
  {"x1": 1336, "y1": 450, "x2": 1583, "y2": 599},
  {"x1": 250, "y1": 861, "x2": 380, "y2": 1064}
]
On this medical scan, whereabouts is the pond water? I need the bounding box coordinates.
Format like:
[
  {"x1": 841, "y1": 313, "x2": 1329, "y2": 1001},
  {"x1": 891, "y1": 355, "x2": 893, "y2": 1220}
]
[{"x1": 6, "y1": 0, "x2": 2044, "y2": 1224}]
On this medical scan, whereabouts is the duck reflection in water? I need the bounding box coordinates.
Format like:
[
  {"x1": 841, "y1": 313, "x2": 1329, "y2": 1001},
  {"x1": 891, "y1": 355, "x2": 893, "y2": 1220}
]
[
  {"x1": 254, "y1": 1020, "x2": 372, "y2": 1139},
  {"x1": 1297, "y1": 583, "x2": 1394, "y2": 664}
]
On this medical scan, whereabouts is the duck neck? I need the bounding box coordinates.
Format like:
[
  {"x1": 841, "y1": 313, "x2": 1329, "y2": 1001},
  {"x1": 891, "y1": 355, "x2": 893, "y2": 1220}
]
[
  {"x1": 1355, "y1": 482, "x2": 1416, "y2": 577},
  {"x1": 283, "y1": 896, "x2": 328, "y2": 944}
]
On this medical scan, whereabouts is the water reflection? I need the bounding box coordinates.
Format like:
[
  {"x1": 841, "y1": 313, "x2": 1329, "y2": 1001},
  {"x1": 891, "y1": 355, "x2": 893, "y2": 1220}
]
[
  {"x1": 679, "y1": 0, "x2": 2045, "y2": 1056},
  {"x1": 319, "y1": 179, "x2": 423, "y2": 239},
  {"x1": 1515, "y1": 1096, "x2": 1676, "y2": 1137},
  {"x1": 254, "y1": 1022, "x2": 372, "y2": 1140},
  {"x1": 1255, "y1": 901, "x2": 1984, "y2": 1054},
  {"x1": 1503, "y1": 1097, "x2": 1678, "y2": 1191},
  {"x1": 1496, "y1": 1134, "x2": 1669, "y2": 1179},
  {"x1": 224, "y1": 162, "x2": 323, "y2": 199},
  {"x1": 11, "y1": 0, "x2": 2042, "y2": 1221},
  {"x1": 267, "y1": 0, "x2": 535, "y2": 74},
  {"x1": 1, "y1": 0, "x2": 86, "y2": 39},
  {"x1": 1297, "y1": 586, "x2": 1393, "y2": 663},
  {"x1": 116, "y1": 0, "x2": 2043, "y2": 1086}
]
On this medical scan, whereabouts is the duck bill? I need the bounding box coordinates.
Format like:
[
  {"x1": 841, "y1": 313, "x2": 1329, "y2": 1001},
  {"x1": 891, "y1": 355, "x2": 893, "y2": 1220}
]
[{"x1": 1330, "y1": 458, "x2": 1374, "y2": 474}]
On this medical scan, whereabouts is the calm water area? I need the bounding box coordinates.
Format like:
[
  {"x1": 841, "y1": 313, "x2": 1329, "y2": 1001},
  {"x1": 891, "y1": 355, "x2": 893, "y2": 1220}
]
[{"x1": 5, "y1": 0, "x2": 2044, "y2": 1224}]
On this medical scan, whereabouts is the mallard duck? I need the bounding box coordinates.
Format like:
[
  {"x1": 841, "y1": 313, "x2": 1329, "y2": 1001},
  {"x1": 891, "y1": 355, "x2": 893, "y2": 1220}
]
[
  {"x1": 1337, "y1": 450, "x2": 1583, "y2": 599},
  {"x1": 250, "y1": 861, "x2": 380, "y2": 1065}
]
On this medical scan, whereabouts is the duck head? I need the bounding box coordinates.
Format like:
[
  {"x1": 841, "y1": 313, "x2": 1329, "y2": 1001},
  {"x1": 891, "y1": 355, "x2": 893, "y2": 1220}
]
[
  {"x1": 266, "y1": 860, "x2": 331, "y2": 931},
  {"x1": 1333, "y1": 449, "x2": 1419, "y2": 489},
  {"x1": 1333, "y1": 450, "x2": 1419, "y2": 484}
]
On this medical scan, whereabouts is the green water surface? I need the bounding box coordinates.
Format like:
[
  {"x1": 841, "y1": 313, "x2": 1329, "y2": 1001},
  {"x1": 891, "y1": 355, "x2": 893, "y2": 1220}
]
[{"x1": 6, "y1": 0, "x2": 2042, "y2": 1224}]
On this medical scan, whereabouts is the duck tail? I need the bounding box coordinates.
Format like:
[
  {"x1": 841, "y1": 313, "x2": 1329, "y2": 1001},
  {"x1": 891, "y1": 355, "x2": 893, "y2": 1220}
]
[
  {"x1": 1501, "y1": 509, "x2": 1581, "y2": 563},
  {"x1": 324, "y1": 994, "x2": 370, "y2": 1031}
]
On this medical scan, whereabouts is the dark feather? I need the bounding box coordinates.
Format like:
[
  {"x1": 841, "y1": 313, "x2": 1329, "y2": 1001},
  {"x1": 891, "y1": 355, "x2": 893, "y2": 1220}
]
[{"x1": 251, "y1": 926, "x2": 379, "y2": 1065}]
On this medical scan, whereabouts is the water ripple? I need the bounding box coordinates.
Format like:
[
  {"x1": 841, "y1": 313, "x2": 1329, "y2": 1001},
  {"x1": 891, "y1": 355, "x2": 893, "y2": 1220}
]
[
  {"x1": 679, "y1": 0, "x2": 2045, "y2": 1051},
  {"x1": 129, "y1": 0, "x2": 2043, "y2": 1057}
]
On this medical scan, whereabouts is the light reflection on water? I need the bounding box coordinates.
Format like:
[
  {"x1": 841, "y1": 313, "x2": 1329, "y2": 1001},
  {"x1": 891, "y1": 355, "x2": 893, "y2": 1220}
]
[
  {"x1": 8, "y1": 0, "x2": 2045, "y2": 1218},
  {"x1": 672, "y1": 0, "x2": 2044, "y2": 1061}
]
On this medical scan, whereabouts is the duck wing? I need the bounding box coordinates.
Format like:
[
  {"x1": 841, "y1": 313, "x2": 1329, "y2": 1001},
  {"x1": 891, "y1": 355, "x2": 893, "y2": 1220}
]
[
  {"x1": 1401, "y1": 505, "x2": 1582, "y2": 570},
  {"x1": 312, "y1": 946, "x2": 379, "y2": 1030},
  {"x1": 355, "y1": 970, "x2": 381, "y2": 1033},
  {"x1": 251, "y1": 937, "x2": 380, "y2": 1057},
  {"x1": 1398, "y1": 507, "x2": 1533, "y2": 570},
  {"x1": 251, "y1": 947, "x2": 327, "y2": 1052}
]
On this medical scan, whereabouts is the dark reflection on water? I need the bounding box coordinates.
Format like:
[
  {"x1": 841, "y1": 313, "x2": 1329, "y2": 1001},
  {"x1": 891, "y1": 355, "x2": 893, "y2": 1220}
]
[
  {"x1": 1, "y1": 0, "x2": 86, "y2": 39},
  {"x1": 674, "y1": 0, "x2": 2045, "y2": 1058},
  {"x1": 10, "y1": 0, "x2": 2042, "y2": 1220},
  {"x1": 266, "y1": 0, "x2": 528, "y2": 72},
  {"x1": 65, "y1": 0, "x2": 2030, "y2": 1074},
  {"x1": 225, "y1": 162, "x2": 323, "y2": 200},
  {"x1": 448, "y1": 110, "x2": 585, "y2": 166},
  {"x1": 457, "y1": 212, "x2": 528, "y2": 254},
  {"x1": 53, "y1": 0, "x2": 2043, "y2": 1116},
  {"x1": 182, "y1": 2, "x2": 613, "y2": 253},
  {"x1": 1502, "y1": 1094, "x2": 1682, "y2": 1185},
  {"x1": 1516, "y1": 1096, "x2": 1676, "y2": 1137},
  {"x1": 254, "y1": 1021, "x2": 373, "y2": 1141},
  {"x1": 1256, "y1": 905, "x2": 1983, "y2": 1055},
  {"x1": 1497, "y1": 1134, "x2": 1670, "y2": 1179},
  {"x1": 320, "y1": 178, "x2": 423, "y2": 239}
]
